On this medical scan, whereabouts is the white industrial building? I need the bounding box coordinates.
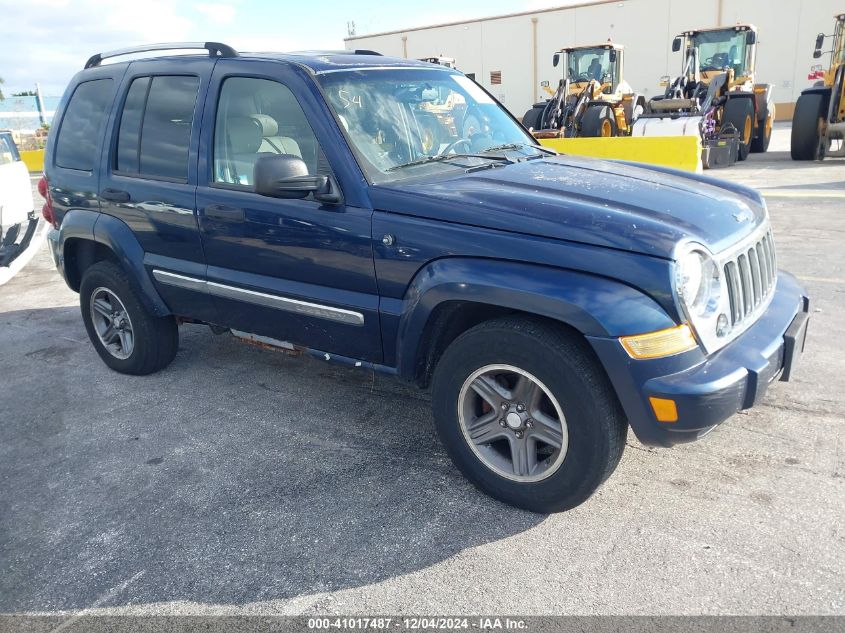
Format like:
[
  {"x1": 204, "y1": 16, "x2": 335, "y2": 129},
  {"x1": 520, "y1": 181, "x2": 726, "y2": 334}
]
[{"x1": 345, "y1": 0, "x2": 841, "y2": 121}]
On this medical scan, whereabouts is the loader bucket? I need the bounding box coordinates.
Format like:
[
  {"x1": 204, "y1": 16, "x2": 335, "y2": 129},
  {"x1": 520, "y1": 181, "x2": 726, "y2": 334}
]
[{"x1": 538, "y1": 135, "x2": 703, "y2": 173}]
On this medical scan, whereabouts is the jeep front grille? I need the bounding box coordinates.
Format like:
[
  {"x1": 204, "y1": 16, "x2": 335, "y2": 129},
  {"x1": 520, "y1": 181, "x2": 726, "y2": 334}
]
[{"x1": 723, "y1": 230, "x2": 777, "y2": 327}]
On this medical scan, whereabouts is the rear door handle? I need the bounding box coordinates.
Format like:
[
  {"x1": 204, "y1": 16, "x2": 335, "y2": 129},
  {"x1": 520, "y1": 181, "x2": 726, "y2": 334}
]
[
  {"x1": 100, "y1": 188, "x2": 130, "y2": 203},
  {"x1": 205, "y1": 204, "x2": 245, "y2": 222}
]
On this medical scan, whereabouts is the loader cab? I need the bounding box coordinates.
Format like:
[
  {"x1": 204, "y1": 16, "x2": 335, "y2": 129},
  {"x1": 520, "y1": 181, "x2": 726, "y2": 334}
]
[
  {"x1": 554, "y1": 44, "x2": 622, "y2": 95},
  {"x1": 679, "y1": 25, "x2": 758, "y2": 85}
]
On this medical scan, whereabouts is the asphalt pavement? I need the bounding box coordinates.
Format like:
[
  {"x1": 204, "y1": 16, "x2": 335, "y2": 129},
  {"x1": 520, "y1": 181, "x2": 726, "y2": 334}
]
[{"x1": 1, "y1": 124, "x2": 843, "y2": 617}]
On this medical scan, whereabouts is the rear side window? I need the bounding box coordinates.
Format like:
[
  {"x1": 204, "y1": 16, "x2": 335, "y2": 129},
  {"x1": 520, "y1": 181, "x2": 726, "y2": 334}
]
[
  {"x1": 55, "y1": 79, "x2": 113, "y2": 171},
  {"x1": 116, "y1": 75, "x2": 199, "y2": 180}
]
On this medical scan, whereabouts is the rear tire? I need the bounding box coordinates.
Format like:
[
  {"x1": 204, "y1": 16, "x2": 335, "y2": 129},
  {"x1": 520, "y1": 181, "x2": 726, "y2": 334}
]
[
  {"x1": 80, "y1": 261, "x2": 179, "y2": 375},
  {"x1": 791, "y1": 93, "x2": 827, "y2": 161},
  {"x1": 580, "y1": 105, "x2": 618, "y2": 137},
  {"x1": 430, "y1": 317, "x2": 628, "y2": 513},
  {"x1": 723, "y1": 97, "x2": 754, "y2": 161},
  {"x1": 750, "y1": 103, "x2": 774, "y2": 153}
]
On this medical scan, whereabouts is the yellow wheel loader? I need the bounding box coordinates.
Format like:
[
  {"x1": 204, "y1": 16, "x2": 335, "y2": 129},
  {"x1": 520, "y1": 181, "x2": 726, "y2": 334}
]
[
  {"x1": 792, "y1": 13, "x2": 845, "y2": 160},
  {"x1": 522, "y1": 42, "x2": 645, "y2": 138},
  {"x1": 632, "y1": 24, "x2": 774, "y2": 168}
]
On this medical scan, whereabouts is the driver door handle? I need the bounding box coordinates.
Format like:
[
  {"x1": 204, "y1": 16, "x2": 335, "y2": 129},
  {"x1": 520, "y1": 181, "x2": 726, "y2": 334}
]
[
  {"x1": 100, "y1": 188, "x2": 130, "y2": 203},
  {"x1": 205, "y1": 204, "x2": 245, "y2": 222}
]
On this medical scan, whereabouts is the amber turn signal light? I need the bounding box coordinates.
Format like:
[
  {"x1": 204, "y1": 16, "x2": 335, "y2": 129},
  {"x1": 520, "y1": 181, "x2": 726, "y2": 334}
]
[
  {"x1": 648, "y1": 397, "x2": 679, "y2": 423},
  {"x1": 619, "y1": 324, "x2": 697, "y2": 359}
]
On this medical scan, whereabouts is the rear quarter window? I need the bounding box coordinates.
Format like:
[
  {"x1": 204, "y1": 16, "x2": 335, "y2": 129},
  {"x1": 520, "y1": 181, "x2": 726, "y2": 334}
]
[{"x1": 54, "y1": 79, "x2": 114, "y2": 171}]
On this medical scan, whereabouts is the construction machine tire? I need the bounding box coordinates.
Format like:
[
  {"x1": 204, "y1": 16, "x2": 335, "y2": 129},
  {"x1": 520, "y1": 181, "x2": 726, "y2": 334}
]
[
  {"x1": 750, "y1": 103, "x2": 774, "y2": 153},
  {"x1": 723, "y1": 97, "x2": 754, "y2": 161},
  {"x1": 581, "y1": 105, "x2": 618, "y2": 137},
  {"x1": 791, "y1": 93, "x2": 827, "y2": 161},
  {"x1": 522, "y1": 106, "x2": 545, "y2": 131}
]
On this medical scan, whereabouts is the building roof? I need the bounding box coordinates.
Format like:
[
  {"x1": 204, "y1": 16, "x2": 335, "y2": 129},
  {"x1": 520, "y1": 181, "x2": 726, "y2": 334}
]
[{"x1": 344, "y1": 0, "x2": 626, "y2": 41}]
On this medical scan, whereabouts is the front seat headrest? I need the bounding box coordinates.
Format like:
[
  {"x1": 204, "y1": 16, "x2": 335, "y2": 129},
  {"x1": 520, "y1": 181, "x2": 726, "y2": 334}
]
[
  {"x1": 251, "y1": 114, "x2": 279, "y2": 138},
  {"x1": 227, "y1": 117, "x2": 262, "y2": 154}
]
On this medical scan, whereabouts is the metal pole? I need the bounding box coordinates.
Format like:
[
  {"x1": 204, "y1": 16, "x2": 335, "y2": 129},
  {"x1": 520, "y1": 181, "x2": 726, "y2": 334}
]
[
  {"x1": 35, "y1": 83, "x2": 46, "y2": 126},
  {"x1": 532, "y1": 17, "x2": 539, "y2": 104}
]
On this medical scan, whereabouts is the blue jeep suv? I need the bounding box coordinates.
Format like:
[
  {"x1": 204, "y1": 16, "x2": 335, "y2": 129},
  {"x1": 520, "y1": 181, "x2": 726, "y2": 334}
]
[{"x1": 41, "y1": 43, "x2": 809, "y2": 512}]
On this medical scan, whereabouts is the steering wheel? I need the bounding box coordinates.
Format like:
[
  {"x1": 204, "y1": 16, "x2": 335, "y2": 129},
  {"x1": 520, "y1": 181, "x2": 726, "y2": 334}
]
[
  {"x1": 573, "y1": 73, "x2": 591, "y2": 82},
  {"x1": 438, "y1": 138, "x2": 472, "y2": 156}
]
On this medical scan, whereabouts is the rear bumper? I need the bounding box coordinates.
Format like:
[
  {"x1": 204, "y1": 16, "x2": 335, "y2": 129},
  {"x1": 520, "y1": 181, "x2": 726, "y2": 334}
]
[
  {"x1": 46, "y1": 227, "x2": 66, "y2": 280},
  {"x1": 589, "y1": 271, "x2": 809, "y2": 447}
]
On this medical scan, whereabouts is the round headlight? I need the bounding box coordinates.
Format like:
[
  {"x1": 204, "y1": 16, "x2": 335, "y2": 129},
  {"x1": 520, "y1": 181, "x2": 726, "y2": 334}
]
[{"x1": 676, "y1": 248, "x2": 720, "y2": 317}]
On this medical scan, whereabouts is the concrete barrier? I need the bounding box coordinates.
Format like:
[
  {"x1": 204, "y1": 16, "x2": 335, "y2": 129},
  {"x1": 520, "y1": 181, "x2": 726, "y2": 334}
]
[
  {"x1": 539, "y1": 136, "x2": 702, "y2": 173},
  {"x1": 20, "y1": 149, "x2": 45, "y2": 173}
]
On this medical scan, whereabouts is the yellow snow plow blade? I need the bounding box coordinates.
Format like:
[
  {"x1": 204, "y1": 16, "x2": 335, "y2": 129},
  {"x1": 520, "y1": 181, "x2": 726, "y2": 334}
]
[{"x1": 538, "y1": 136, "x2": 702, "y2": 173}]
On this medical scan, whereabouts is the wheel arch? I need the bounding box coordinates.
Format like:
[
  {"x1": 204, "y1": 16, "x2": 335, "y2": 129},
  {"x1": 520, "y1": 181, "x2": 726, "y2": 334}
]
[
  {"x1": 395, "y1": 258, "x2": 676, "y2": 387},
  {"x1": 58, "y1": 210, "x2": 171, "y2": 316}
]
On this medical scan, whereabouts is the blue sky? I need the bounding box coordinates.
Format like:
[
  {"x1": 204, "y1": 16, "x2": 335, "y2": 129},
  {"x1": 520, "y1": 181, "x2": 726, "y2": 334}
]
[{"x1": 0, "y1": 0, "x2": 569, "y2": 96}]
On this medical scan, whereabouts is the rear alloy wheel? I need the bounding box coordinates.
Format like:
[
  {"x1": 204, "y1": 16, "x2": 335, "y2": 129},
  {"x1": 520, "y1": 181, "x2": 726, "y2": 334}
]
[
  {"x1": 791, "y1": 93, "x2": 828, "y2": 160},
  {"x1": 431, "y1": 317, "x2": 627, "y2": 513},
  {"x1": 80, "y1": 261, "x2": 179, "y2": 375},
  {"x1": 723, "y1": 97, "x2": 754, "y2": 161},
  {"x1": 580, "y1": 105, "x2": 618, "y2": 137}
]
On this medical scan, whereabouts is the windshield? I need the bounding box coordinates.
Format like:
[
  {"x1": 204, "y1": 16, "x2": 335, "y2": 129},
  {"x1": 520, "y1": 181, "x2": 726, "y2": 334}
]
[
  {"x1": 318, "y1": 69, "x2": 539, "y2": 182},
  {"x1": 691, "y1": 30, "x2": 750, "y2": 75},
  {"x1": 567, "y1": 48, "x2": 615, "y2": 87}
]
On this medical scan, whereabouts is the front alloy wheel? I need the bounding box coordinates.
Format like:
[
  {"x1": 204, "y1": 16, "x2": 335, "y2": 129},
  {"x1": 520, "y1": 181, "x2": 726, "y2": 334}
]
[
  {"x1": 458, "y1": 364, "x2": 568, "y2": 482},
  {"x1": 431, "y1": 316, "x2": 628, "y2": 513}
]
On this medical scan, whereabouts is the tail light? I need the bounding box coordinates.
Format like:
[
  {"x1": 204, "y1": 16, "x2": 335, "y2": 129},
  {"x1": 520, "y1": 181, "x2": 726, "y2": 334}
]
[{"x1": 38, "y1": 176, "x2": 56, "y2": 227}]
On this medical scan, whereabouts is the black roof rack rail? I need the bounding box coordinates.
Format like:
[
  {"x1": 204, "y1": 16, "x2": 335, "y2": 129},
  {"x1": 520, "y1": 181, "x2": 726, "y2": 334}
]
[
  {"x1": 353, "y1": 49, "x2": 382, "y2": 56},
  {"x1": 84, "y1": 41, "x2": 238, "y2": 69}
]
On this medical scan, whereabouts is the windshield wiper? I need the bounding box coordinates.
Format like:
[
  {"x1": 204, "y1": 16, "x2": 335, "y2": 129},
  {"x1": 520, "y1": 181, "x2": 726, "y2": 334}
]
[
  {"x1": 386, "y1": 152, "x2": 513, "y2": 172},
  {"x1": 481, "y1": 142, "x2": 557, "y2": 156}
]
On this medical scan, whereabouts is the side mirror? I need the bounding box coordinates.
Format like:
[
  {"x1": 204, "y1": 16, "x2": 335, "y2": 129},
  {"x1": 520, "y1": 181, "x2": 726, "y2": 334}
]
[
  {"x1": 672, "y1": 36, "x2": 682, "y2": 53},
  {"x1": 553, "y1": 52, "x2": 560, "y2": 67},
  {"x1": 813, "y1": 49, "x2": 823, "y2": 59},
  {"x1": 540, "y1": 80, "x2": 550, "y2": 87},
  {"x1": 815, "y1": 33, "x2": 825, "y2": 53},
  {"x1": 746, "y1": 30, "x2": 756, "y2": 45},
  {"x1": 254, "y1": 154, "x2": 340, "y2": 204},
  {"x1": 609, "y1": 48, "x2": 617, "y2": 63}
]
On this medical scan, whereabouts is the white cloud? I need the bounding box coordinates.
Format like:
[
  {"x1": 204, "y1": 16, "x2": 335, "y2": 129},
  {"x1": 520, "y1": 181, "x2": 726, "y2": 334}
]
[
  {"x1": 194, "y1": 2, "x2": 237, "y2": 25},
  {"x1": 0, "y1": 0, "x2": 195, "y2": 94}
]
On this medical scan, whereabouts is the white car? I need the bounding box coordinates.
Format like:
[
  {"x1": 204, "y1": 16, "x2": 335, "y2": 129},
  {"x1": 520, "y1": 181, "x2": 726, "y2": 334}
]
[{"x1": 0, "y1": 130, "x2": 36, "y2": 265}]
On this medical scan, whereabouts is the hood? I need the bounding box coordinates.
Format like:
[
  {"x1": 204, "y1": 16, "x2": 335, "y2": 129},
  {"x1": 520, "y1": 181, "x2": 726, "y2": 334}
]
[{"x1": 370, "y1": 155, "x2": 767, "y2": 259}]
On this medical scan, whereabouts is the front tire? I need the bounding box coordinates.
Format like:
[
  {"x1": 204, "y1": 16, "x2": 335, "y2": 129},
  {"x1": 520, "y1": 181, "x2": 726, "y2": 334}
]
[
  {"x1": 431, "y1": 317, "x2": 627, "y2": 513},
  {"x1": 791, "y1": 93, "x2": 827, "y2": 160},
  {"x1": 580, "y1": 104, "x2": 618, "y2": 137},
  {"x1": 723, "y1": 97, "x2": 754, "y2": 161},
  {"x1": 79, "y1": 261, "x2": 178, "y2": 375}
]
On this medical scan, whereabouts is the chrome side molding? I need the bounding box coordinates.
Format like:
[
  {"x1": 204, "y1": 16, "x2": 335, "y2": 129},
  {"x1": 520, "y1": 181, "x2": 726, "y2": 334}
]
[{"x1": 152, "y1": 269, "x2": 365, "y2": 326}]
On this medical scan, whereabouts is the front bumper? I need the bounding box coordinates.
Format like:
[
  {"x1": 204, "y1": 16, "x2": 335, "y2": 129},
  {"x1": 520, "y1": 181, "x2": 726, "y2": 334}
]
[{"x1": 588, "y1": 271, "x2": 809, "y2": 447}]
